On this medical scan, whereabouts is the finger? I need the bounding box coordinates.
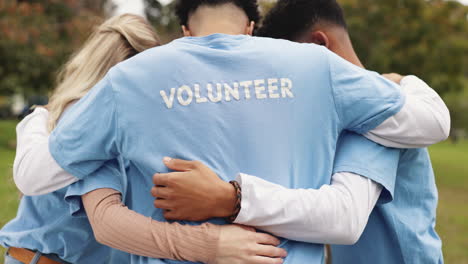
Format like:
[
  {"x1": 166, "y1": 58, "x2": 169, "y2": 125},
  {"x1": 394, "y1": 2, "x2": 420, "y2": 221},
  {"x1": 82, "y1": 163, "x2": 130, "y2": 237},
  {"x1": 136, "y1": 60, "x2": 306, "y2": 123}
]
[
  {"x1": 237, "y1": 224, "x2": 256, "y2": 232},
  {"x1": 255, "y1": 245, "x2": 287, "y2": 258},
  {"x1": 163, "y1": 210, "x2": 181, "y2": 220},
  {"x1": 153, "y1": 173, "x2": 170, "y2": 186},
  {"x1": 255, "y1": 233, "x2": 281, "y2": 246},
  {"x1": 163, "y1": 157, "x2": 199, "y2": 171},
  {"x1": 153, "y1": 199, "x2": 173, "y2": 210},
  {"x1": 150, "y1": 186, "x2": 171, "y2": 199},
  {"x1": 382, "y1": 74, "x2": 395, "y2": 79},
  {"x1": 153, "y1": 172, "x2": 184, "y2": 186},
  {"x1": 249, "y1": 256, "x2": 284, "y2": 264},
  {"x1": 381, "y1": 74, "x2": 399, "y2": 84}
]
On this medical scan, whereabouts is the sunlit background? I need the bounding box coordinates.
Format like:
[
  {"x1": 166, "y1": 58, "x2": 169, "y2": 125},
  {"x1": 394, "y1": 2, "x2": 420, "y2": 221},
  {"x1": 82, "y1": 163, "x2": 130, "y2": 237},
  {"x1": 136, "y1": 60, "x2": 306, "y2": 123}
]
[{"x1": 0, "y1": 0, "x2": 467, "y2": 263}]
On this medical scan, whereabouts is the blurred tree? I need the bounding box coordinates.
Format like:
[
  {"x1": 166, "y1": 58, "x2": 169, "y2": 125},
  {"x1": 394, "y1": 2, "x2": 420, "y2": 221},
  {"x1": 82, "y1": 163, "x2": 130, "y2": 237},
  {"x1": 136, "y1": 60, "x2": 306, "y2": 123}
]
[
  {"x1": 0, "y1": 0, "x2": 103, "y2": 97},
  {"x1": 258, "y1": 0, "x2": 276, "y2": 15},
  {"x1": 144, "y1": 0, "x2": 182, "y2": 43},
  {"x1": 340, "y1": 0, "x2": 468, "y2": 95},
  {"x1": 444, "y1": 87, "x2": 468, "y2": 137},
  {"x1": 80, "y1": 0, "x2": 109, "y2": 14},
  {"x1": 2, "y1": 0, "x2": 467, "y2": 120}
]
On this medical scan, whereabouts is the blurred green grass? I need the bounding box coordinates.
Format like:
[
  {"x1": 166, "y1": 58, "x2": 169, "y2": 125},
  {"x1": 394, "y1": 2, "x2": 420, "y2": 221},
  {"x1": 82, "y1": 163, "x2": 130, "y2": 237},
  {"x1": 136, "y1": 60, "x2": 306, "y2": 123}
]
[
  {"x1": 429, "y1": 140, "x2": 468, "y2": 263},
  {"x1": 0, "y1": 120, "x2": 21, "y2": 261},
  {"x1": 0, "y1": 120, "x2": 467, "y2": 262}
]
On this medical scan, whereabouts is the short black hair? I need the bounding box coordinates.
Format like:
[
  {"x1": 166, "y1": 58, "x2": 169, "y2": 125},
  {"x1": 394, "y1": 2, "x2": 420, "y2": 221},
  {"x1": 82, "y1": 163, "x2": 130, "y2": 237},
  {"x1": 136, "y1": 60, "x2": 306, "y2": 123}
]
[
  {"x1": 175, "y1": 0, "x2": 260, "y2": 27},
  {"x1": 257, "y1": 0, "x2": 347, "y2": 40}
]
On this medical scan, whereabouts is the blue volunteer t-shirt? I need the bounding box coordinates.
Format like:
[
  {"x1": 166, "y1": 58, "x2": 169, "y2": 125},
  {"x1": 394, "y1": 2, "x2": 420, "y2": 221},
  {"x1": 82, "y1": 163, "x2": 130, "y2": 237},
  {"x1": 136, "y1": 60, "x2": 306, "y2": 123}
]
[
  {"x1": 0, "y1": 161, "x2": 123, "y2": 263},
  {"x1": 332, "y1": 148, "x2": 443, "y2": 264},
  {"x1": 333, "y1": 132, "x2": 400, "y2": 204},
  {"x1": 50, "y1": 34, "x2": 405, "y2": 264}
]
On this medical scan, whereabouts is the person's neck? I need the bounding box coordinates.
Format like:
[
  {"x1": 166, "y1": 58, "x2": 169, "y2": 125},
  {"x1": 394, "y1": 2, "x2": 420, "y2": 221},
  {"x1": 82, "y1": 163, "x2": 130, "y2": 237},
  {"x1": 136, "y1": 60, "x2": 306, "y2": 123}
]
[
  {"x1": 304, "y1": 25, "x2": 365, "y2": 68},
  {"x1": 328, "y1": 29, "x2": 364, "y2": 68},
  {"x1": 188, "y1": 4, "x2": 249, "y2": 37},
  {"x1": 336, "y1": 44, "x2": 364, "y2": 68},
  {"x1": 190, "y1": 22, "x2": 246, "y2": 37},
  {"x1": 192, "y1": 29, "x2": 243, "y2": 37}
]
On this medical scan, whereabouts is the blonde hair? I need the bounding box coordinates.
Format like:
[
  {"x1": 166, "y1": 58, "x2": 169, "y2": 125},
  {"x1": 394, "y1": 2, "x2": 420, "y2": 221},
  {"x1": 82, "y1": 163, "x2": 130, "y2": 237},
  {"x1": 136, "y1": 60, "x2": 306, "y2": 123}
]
[{"x1": 47, "y1": 14, "x2": 160, "y2": 131}]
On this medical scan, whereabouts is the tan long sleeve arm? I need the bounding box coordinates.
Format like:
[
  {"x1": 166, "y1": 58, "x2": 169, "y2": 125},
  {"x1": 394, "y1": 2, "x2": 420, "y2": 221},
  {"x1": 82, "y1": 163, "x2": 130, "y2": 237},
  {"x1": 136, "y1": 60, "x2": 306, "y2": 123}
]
[{"x1": 82, "y1": 188, "x2": 220, "y2": 263}]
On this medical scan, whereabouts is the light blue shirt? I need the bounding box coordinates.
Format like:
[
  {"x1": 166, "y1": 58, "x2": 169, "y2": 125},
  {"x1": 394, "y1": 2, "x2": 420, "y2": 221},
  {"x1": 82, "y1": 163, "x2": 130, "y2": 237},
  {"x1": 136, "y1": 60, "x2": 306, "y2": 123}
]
[
  {"x1": 333, "y1": 132, "x2": 400, "y2": 204},
  {"x1": 0, "y1": 161, "x2": 122, "y2": 263},
  {"x1": 332, "y1": 145, "x2": 443, "y2": 263},
  {"x1": 50, "y1": 34, "x2": 405, "y2": 264}
]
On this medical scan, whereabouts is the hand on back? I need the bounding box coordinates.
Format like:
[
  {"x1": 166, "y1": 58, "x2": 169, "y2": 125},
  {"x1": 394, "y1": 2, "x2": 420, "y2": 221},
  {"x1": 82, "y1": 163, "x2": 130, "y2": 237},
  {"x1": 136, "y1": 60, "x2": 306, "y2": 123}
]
[
  {"x1": 382, "y1": 73, "x2": 404, "y2": 84},
  {"x1": 151, "y1": 158, "x2": 287, "y2": 263},
  {"x1": 152, "y1": 157, "x2": 237, "y2": 221},
  {"x1": 213, "y1": 225, "x2": 286, "y2": 264}
]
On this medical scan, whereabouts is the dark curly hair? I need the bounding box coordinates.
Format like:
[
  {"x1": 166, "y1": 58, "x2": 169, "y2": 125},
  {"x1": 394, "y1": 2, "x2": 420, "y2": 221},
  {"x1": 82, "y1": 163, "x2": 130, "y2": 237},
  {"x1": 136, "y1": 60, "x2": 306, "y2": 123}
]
[
  {"x1": 257, "y1": 0, "x2": 347, "y2": 41},
  {"x1": 175, "y1": 0, "x2": 260, "y2": 27}
]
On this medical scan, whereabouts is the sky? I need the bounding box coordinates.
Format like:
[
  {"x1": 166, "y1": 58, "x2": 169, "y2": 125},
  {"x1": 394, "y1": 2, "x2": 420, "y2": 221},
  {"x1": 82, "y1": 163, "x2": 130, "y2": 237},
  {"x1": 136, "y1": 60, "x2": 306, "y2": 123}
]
[
  {"x1": 113, "y1": 0, "x2": 468, "y2": 17},
  {"x1": 114, "y1": 0, "x2": 145, "y2": 16},
  {"x1": 113, "y1": 0, "x2": 174, "y2": 16}
]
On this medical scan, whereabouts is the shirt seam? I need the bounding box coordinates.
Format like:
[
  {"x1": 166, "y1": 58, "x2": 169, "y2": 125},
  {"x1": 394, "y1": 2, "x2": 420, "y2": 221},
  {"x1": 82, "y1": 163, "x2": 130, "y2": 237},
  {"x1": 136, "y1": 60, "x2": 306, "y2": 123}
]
[
  {"x1": 107, "y1": 71, "x2": 122, "y2": 153},
  {"x1": 65, "y1": 183, "x2": 123, "y2": 201},
  {"x1": 49, "y1": 140, "x2": 90, "y2": 179},
  {"x1": 333, "y1": 165, "x2": 393, "y2": 190},
  {"x1": 334, "y1": 165, "x2": 395, "y2": 204},
  {"x1": 353, "y1": 91, "x2": 406, "y2": 134},
  {"x1": 326, "y1": 50, "x2": 344, "y2": 131}
]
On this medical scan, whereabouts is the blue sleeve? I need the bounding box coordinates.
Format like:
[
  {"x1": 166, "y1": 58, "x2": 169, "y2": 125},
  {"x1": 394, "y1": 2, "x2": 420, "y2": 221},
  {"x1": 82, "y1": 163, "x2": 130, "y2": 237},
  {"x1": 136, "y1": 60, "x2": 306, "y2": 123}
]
[
  {"x1": 333, "y1": 132, "x2": 400, "y2": 204},
  {"x1": 64, "y1": 159, "x2": 125, "y2": 217},
  {"x1": 49, "y1": 74, "x2": 119, "y2": 180},
  {"x1": 327, "y1": 51, "x2": 406, "y2": 134}
]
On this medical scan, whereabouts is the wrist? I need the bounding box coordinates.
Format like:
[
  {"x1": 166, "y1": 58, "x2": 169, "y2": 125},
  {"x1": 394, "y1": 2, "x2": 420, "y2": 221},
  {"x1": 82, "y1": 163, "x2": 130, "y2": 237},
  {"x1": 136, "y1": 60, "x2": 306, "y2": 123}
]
[{"x1": 213, "y1": 181, "x2": 237, "y2": 218}]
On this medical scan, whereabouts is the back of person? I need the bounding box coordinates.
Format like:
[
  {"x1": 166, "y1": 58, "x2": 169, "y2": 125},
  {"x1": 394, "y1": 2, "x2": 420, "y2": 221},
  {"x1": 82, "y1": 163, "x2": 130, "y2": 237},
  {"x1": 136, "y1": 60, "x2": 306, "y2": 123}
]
[
  {"x1": 0, "y1": 186, "x2": 112, "y2": 263},
  {"x1": 122, "y1": 35, "x2": 338, "y2": 264},
  {"x1": 332, "y1": 148, "x2": 443, "y2": 264},
  {"x1": 51, "y1": 33, "x2": 403, "y2": 264}
]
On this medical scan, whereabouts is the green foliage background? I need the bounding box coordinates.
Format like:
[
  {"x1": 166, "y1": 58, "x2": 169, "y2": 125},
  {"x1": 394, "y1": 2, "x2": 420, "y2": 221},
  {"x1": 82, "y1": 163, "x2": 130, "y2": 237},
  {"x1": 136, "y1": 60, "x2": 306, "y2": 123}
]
[
  {"x1": 341, "y1": 0, "x2": 468, "y2": 95},
  {"x1": 338, "y1": 0, "x2": 468, "y2": 132},
  {"x1": 0, "y1": 0, "x2": 105, "y2": 97},
  {"x1": 0, "y1": 0, "x2": 467, "y2": 262},
  {"x1": 1, "y1": 0, "x2": 467, "y2": 129}
]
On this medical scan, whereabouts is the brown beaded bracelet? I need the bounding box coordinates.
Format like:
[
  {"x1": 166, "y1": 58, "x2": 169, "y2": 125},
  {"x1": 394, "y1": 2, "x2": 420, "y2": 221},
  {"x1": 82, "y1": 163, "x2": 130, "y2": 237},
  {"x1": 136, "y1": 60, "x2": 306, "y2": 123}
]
[{"x1": 227, "y1": 180, "x2": 242, "y2": 223}]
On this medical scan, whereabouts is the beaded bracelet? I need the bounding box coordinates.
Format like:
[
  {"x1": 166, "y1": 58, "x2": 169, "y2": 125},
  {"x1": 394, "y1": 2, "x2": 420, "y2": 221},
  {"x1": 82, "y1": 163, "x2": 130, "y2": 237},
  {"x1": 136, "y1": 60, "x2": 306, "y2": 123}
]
[{"x1": 228, "y1": 180, "x2": 242, "y2": 223}]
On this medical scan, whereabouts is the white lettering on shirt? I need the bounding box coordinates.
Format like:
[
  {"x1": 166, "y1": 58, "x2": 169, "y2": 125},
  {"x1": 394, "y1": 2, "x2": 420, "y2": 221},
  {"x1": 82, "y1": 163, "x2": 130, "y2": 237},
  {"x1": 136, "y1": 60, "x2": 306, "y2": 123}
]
[
  {"x1": 268, "y1": 78, "x2": 280, "y2": 99},
  {"x1": 160, "y1": 88, "x2": 176, "y2": 109},
  {"x1": 177, "y1": 85, "x2": 193, "y2": 106},
  {"x1": 194, "y1": 84, "x2": 208, "y2": 103},
  {"x1": 281, "y1": 78, "x2": 294, "y2": 98},
  {"x1": 160, "y1": 77, "x2": 294, "y2": 109},
  {"x1": 225, "y1": 82, "x2": 240, "y2": 102},
  {"x1": 240, "y1": 81, "x2": 253, "y2": 100},
  {"x1": 208, "y1": 83, "x2": 223, "y2": 103},
  {"x1": 254, "y1": 79, "x2": 267, "y2": 99}
]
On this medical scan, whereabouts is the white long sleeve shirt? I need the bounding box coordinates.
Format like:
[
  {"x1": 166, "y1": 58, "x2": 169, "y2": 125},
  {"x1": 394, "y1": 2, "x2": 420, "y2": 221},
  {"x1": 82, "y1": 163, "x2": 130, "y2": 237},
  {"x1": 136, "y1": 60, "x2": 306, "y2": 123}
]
[
  {"x1": 13, "y1": 107, "x2": 79, "y2": 195},
  {"x1": 234, "y1": 172, "x2": 382, "y2": 245},
  {"x1": 364, "y1": 76, "x2": 450, "y2": 148},
  {"x1": 13, "y1": 76, "x2": 448, "y2": 243}
]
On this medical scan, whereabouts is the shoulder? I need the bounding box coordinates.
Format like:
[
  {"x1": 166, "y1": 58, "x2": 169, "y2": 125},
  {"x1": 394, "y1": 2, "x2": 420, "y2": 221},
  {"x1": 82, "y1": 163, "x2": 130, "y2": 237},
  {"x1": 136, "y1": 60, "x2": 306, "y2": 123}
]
[
  {"x1": 125, "y1": 41, "x2": 184, "y2": 64},
  {"x1": 29, "y1": 106, "x2": 49, "y2": 118},
  {"x1": 251, "y1": 36, "x2": 328, "y2": 56},
  {"x1": 16, "y1": 107, "x2": 49, "y2": 133},
  {"x1": 109, "y1": 42, "x2": 184, "y2": 80},
  {"x1": 338, "y1": 132, "x2": 400, "y2": 155}
]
